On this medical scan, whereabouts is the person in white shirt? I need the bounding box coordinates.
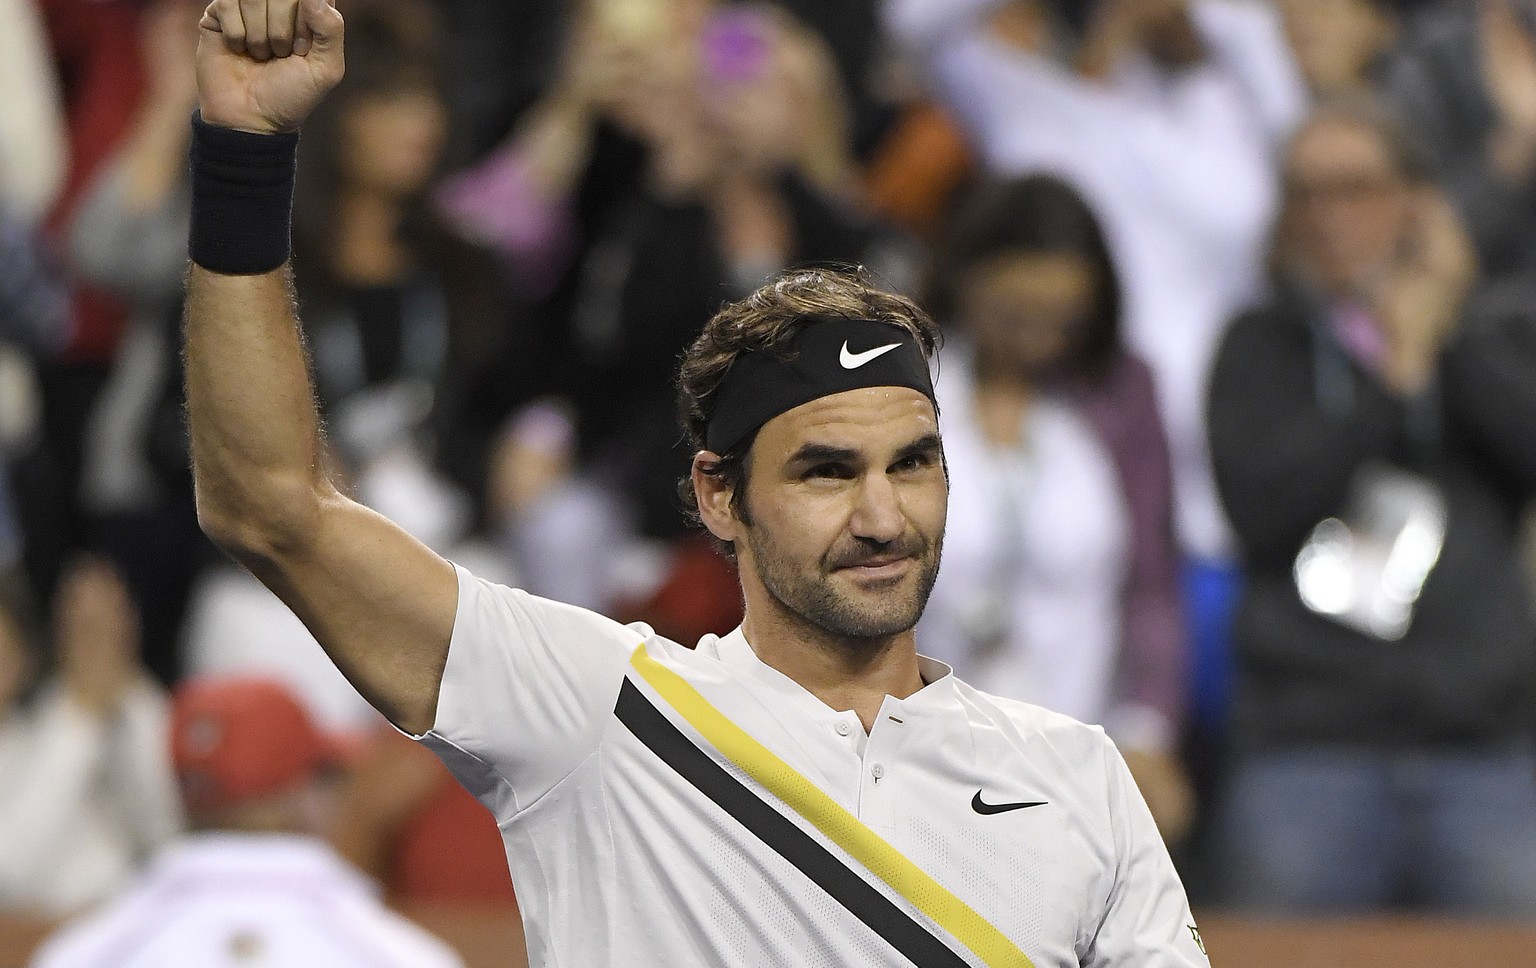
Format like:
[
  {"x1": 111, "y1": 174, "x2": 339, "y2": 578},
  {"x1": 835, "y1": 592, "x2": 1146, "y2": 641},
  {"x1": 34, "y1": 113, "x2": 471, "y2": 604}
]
[
  {"x1": 917, "y1": 175, "x2": 1193, "y2": 845},
  {"x1": 885, "y1": 0, "x2": 1305, "y2": 567},
  {"x1": 30, "y1": 676, "x2": 464, "y2": 968},
  {"x1": 0, "y1": 557, "x2": 182, "y2": 916},
  {"x1": 179, "y1": 2, "x2": 1211, "y2": 964}
]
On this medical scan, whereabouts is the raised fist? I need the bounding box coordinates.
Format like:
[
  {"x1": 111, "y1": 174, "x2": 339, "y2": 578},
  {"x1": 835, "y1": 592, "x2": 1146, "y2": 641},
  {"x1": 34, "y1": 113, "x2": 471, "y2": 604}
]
[{"x1": 196, "y1": 0, "x2": 345, "y2": 134}]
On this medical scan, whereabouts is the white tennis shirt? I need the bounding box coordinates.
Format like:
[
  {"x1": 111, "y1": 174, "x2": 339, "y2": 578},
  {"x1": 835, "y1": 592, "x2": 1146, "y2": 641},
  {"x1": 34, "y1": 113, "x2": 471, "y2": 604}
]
[{"x1": 419, "y1": 564, "x2": 1210, "y2": 967}]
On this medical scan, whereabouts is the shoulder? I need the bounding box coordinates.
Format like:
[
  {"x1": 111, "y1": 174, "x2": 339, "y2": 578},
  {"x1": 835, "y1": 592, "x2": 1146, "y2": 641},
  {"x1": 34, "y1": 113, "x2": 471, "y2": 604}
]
[{"x1": 450, "y1": 562, "x2": 646, "y2": 646}]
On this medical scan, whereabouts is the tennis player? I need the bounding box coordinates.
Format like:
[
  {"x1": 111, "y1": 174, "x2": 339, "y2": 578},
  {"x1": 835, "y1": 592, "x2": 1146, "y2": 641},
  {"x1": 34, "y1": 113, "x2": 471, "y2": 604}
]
[{"x1": 183, "y1": 1, "x2": 1211, "y2": 964}]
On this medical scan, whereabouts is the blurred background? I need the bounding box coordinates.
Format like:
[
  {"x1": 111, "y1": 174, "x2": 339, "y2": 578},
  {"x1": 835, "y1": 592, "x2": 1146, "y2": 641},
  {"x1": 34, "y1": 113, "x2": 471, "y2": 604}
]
[{"x1": 4, "y1": 0, "x2": 1536, "y2": 964}]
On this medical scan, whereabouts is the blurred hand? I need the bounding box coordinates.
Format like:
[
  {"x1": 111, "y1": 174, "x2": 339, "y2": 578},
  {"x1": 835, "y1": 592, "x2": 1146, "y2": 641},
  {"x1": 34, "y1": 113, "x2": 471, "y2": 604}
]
[
  {"x1": 1373, "y1": 189, "x2": 1476, "y2": 394},
  {"x1": 1121, "y1": 748, "x2": 1196, "y2": 847},
  {"x1": 55, "y1": 557, "x2": 145, "y2": 718},
  {"x1": 195, "y1": 0, "x2": 345, "y2": 134}
]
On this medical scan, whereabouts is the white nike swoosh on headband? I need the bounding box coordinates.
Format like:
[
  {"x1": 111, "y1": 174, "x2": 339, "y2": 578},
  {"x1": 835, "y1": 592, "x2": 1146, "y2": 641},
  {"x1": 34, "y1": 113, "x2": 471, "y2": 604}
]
[{"x1": 839, "y1": 341, "x2": 902, "y2": 369}]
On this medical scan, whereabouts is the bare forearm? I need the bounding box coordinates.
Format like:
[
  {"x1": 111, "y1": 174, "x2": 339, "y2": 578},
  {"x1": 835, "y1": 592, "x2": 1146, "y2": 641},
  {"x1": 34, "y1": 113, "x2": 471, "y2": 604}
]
[{"x1": 184, "y1": 262, "x2": 329, "y2": 551}]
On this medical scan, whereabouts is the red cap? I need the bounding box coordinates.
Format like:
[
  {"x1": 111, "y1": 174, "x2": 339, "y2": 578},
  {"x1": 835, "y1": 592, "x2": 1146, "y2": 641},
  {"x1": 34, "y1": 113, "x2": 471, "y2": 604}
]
[{"x1": 170, "y1": 677, "x2": 336, "y2": 813}]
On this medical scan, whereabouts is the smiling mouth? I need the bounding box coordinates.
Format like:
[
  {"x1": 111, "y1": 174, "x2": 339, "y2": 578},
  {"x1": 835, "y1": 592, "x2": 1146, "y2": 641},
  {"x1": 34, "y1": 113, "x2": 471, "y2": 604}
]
[{"x1": 837, "y1": 557, "x2": 913, "y2": 580}]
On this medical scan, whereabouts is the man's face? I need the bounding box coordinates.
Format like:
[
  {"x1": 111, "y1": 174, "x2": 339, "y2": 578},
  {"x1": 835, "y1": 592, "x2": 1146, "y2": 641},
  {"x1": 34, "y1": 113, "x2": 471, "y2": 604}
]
[
  {"x1": 1282, "y1": 116, "x2": 1414, "y2": 295},
  {"x1": 732, "y1": 387, "x2": 947, "y2": 642}
]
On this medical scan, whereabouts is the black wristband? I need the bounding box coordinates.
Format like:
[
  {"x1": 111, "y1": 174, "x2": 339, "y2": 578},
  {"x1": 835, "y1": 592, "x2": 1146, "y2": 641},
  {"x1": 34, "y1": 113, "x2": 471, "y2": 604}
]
[{"x1": 188, "y1": 110, "x2": 299, "y2": 274}]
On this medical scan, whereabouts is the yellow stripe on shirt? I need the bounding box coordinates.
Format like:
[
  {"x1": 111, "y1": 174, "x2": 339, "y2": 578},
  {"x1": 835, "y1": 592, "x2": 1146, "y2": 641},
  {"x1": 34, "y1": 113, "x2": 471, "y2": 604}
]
[{"x1": 629, "y1": 644, "x2": 1035, "y2": 968}]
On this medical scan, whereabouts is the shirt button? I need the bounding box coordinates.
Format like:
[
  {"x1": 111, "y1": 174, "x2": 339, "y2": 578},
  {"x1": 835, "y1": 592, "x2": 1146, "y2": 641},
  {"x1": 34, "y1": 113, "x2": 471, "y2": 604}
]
[
  {"x1": 835, "y1": 721, "x2": 852, "y2": 736},
  {"x1": 871, "y1": 764, "x2": 886, "y2": 780}
]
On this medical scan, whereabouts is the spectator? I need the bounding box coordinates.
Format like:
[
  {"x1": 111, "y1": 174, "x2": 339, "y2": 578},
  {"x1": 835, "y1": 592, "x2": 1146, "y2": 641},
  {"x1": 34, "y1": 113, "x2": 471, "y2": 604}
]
[
  {"x1": 66, "y1": 0, "x2": 215, "y2": 685},
  {"x1": 886, "y1": 0, "x2": 1305, "y2": 570},
  {"x1": 286, "y1": 0, "x2": 509, "y2": 526},
  {"x1": 30, "y1": 677, "x2": 466, "y2": 966},
  {"x1": 0, "y1": 557, "x2": 182, "y2": 916},
  {"x1": 918, "y1": 174, "x2": 1191, "y2": 844},
  {"x1": 1386, "y1": 0, "x2": 1536, "y2": 279},
  {"x1": 16, "y1": 0, "x2": 150, "y2": 621},
  {"x1": 438, "y1": 0, "x2": 896, "y2": 636},
  {"x1": 1207, "y1": 98, "x2": 1536, "y2": 914}
]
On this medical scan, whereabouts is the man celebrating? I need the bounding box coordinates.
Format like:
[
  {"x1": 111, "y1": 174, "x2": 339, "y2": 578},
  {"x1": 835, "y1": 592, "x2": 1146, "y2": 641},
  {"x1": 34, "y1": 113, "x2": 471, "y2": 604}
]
[{"x1": 185, "y1": 1, "x2": 1209, "y2": 964}]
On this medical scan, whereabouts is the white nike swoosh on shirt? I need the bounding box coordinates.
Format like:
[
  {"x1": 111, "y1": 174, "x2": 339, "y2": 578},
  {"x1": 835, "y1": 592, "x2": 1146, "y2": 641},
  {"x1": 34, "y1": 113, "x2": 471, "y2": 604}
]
[{"x1": 839, "y1": 341, "x2": 902, "y2": 369}]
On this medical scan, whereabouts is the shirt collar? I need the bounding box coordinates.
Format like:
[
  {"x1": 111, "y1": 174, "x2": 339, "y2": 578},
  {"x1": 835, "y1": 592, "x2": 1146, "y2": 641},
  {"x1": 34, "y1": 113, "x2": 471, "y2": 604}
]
[{"x1": 706, "y1": 626, "x2": 959, "y2": 720}]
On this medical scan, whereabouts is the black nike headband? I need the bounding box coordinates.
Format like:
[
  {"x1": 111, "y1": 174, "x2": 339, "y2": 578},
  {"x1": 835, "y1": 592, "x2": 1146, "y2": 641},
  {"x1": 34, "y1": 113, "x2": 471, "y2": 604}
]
[{"x1": 703, "y1": 316, "x2": 937, "y2": 456}]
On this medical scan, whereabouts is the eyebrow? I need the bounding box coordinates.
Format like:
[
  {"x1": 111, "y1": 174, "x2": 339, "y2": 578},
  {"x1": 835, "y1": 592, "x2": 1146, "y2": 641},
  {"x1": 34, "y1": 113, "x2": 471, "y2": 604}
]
[
  {"x1": 785, "y1": 433, "x2": 944, "y2": 469},
  {"x1": 786, "y1": 443, "x2": 862, "y2": 468},
  {"x1": 893, "y1": 433, "x2": 944, "y2": 463}
]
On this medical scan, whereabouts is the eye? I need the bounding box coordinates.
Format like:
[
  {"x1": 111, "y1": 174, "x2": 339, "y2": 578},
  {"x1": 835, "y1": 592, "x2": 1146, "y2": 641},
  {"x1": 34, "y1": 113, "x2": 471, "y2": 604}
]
[
  {"x1": 804, "y1": 463, "x2": 854, "y2": 481},
  {"x1": 891, "y1": 452, "x2": 935, "y2": 474}
]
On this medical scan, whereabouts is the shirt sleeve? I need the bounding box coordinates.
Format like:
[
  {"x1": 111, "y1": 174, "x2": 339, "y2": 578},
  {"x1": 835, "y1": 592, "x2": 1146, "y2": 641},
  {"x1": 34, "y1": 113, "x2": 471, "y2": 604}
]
[
  {"x1": 1082, "y1": 735, "x2": 1210, "y2": 967},
  {"x1": 412, "y1": 563, "x2": 641, "y2": 821}
]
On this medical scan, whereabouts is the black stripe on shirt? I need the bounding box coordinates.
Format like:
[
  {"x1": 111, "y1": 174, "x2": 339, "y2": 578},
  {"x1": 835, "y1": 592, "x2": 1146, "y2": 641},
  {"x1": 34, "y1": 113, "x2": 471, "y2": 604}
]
[{"x1": 614, "y1": 678, "x2": 973, "y2": 968}]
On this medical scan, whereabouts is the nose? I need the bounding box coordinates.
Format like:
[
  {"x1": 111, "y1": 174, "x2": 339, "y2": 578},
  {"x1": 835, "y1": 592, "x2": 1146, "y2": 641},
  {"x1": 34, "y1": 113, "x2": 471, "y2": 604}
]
[{"x1": 848, "y1": 472, "x2": 905, "y2": 545}]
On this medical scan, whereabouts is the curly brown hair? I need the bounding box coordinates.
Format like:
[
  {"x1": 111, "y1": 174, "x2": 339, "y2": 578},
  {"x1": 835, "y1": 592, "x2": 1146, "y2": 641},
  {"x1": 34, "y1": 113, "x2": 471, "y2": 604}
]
[{"x1": 674, "y1": 266, "x2": 941, "y2": 547}]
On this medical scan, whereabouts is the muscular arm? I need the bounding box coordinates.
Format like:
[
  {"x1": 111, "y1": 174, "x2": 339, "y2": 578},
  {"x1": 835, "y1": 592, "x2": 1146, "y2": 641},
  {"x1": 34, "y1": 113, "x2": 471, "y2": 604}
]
[
  {"x1": 186, "y1": 264, "x2": 456, "y2": 733},
  {"x1": 185, "y1": 0, "x2": 456, "y2": 734}
]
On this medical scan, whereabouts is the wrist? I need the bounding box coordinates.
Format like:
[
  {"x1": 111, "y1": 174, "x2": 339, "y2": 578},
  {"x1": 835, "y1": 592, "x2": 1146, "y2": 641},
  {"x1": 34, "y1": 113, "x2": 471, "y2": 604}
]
[{"x1": 188, "y1": 110, "x2": 299, "y2": 274}]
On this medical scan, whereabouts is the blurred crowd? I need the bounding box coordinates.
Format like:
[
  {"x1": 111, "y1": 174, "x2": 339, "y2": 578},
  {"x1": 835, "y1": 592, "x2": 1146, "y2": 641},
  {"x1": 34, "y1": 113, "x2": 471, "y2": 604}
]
[{"x1": 5, "y1": 0, "x2": 1536, "y2": 957}]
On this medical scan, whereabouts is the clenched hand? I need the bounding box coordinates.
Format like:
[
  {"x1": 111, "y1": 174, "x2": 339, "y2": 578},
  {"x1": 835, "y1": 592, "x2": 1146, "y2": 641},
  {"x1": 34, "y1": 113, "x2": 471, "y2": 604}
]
[{"x1": 196, "y1": 0, "x2": 345, "y2": 134}]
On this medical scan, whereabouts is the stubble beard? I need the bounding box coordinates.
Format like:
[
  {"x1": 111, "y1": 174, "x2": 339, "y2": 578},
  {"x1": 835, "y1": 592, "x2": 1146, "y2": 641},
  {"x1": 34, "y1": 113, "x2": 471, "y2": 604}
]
[{"x1": 745, "y1": 524, "x2": 943, "y2": 647}]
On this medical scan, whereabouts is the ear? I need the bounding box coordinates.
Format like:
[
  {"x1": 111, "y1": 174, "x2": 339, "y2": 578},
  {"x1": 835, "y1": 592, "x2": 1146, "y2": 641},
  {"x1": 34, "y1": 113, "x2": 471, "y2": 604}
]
[{"x1": 691, "y1": 450, "x2": 742, "y2": 544}]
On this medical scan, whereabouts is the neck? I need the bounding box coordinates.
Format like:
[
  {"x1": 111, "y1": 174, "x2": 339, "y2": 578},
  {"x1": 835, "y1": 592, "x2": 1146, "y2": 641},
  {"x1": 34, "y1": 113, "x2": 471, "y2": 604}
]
[{"x1": 739, "y1": 603, "x2": 925, "y2": 733}]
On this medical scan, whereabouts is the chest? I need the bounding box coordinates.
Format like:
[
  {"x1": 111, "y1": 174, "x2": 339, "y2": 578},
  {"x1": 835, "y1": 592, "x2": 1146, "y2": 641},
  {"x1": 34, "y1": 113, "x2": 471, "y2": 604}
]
[{"x1": 532, "y1": 674, "x2": 1116, "y2": 966}]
